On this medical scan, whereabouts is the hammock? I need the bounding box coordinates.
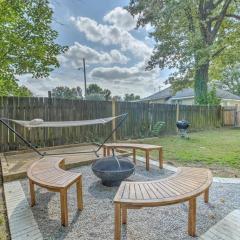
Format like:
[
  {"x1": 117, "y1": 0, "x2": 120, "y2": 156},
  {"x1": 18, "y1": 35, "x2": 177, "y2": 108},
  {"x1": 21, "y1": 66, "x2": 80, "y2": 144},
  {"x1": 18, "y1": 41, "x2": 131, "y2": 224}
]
[
  {"x1": 0, "y1": 113, "x2": 128, "y2": 157},
  {"x1": 10, "y1": 115, "x2": 122, "y2": 128}
]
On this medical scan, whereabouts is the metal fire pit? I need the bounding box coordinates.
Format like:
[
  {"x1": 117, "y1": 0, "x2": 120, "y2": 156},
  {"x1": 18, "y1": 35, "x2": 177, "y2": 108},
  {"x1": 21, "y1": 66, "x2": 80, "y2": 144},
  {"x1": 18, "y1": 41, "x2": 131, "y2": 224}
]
[
  {"x1": 91, "y1": 156, "x2": 135, "y2": 187},
  {"x1": 176, "y1": 120, "x2": 190, "y2": 138}
]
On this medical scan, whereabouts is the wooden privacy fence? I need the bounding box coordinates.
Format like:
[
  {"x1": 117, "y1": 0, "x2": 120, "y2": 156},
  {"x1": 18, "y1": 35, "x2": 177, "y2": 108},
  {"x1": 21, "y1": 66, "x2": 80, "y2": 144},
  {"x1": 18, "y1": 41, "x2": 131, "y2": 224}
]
[
  {"x1": 0, "y1": 96, "x2": 222, "y2": 152},
  {"x1": 222, "y1": 106, "x2": 240, "y2": 127}
]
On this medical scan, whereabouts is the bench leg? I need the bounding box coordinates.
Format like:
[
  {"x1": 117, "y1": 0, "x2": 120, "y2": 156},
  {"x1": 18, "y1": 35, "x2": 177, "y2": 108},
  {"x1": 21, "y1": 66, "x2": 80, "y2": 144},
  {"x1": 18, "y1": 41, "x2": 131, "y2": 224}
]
[
  {"x1": 145, "y1": 150, "x2": 150, "y2": 171},
  {"x1": 159, "y1": 148, "x2": 163, "y2": 169},
  {"x1": 133, "y1": 148, "x2": 136, "y2": 164},
  {"x1": 107, "y1": 147, "x2": 110, "y2": 156},
  {"x1": 76, "y1": 177, "x2": 83, "y2": 210},
  {"x1": 29, "y1": 180, "x2": 36, "y2": 207},
  {"x1": 103, "y1": 147, "x2": 106, "y2": 157},
  {"x1": 115, "y1": 203, "x2": 121, "y2": 240},
  {"x1": 204, "y1": 188, "x2": 209, "y2": 203},
  {"x1": 122, "y1": 207, "x2": 127, "y2": 224},
  {"x1": 188, "y1": 197, "x2": 196, "y2": 237},
  {"x1": 60, "y1": 188, "x2": 68, "y2": 226}
]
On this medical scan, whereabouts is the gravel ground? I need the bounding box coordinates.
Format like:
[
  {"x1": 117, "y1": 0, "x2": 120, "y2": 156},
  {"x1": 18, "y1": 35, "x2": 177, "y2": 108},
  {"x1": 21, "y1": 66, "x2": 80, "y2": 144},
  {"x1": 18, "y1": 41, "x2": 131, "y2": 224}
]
[{"x1": 20, "y1": 160, "x2": 240, "y2": 240}]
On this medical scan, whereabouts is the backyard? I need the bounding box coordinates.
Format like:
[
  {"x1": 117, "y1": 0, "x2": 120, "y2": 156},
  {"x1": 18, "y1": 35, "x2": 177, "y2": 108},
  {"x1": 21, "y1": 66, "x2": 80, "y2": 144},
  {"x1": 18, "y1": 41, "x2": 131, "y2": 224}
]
[
  {"x1": 136, "y1": 128, "x2": 240, "y2": 178},
  {"x1": 1, "y1": 0, "x2": 240, "y2": 239}
]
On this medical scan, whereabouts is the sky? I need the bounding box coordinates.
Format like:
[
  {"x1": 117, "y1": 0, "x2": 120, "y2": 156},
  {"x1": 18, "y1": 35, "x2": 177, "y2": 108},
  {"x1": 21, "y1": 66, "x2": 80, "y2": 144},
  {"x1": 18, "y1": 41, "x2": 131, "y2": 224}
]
[{"x1": 19, "y1": 0, "x2": 170, "y2": 98}]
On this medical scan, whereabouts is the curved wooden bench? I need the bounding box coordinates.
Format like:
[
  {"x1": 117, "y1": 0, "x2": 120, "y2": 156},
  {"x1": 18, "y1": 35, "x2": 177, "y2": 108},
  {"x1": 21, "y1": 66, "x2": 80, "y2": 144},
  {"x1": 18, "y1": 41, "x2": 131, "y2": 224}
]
[
  {"x1": 103, "y1": 143, "x2": 163, "y2": 170},
  {"x1": 27, "y1": 156, "x2": 83, "y2": 226},
  {"x1": 114, "y1": 167, "x2": 212, "y2": 239}
]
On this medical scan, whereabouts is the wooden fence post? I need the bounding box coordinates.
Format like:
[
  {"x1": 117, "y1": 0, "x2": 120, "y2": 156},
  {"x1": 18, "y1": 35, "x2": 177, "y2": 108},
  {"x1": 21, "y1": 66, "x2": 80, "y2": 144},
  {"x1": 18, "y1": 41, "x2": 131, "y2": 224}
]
[
  {"x1": 112, "y1": 98, "x2": 116, "y2": 142},
  {"x1": 176, "y1": 103, "x2": 179, "y2": 133}
]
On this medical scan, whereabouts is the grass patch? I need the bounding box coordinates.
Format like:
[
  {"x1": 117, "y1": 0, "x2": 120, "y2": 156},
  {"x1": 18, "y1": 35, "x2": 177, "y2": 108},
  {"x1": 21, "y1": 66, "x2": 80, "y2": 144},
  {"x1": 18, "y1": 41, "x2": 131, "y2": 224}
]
[{"x1": 135, "y1": 128, "x2": 240, "y2": 177}]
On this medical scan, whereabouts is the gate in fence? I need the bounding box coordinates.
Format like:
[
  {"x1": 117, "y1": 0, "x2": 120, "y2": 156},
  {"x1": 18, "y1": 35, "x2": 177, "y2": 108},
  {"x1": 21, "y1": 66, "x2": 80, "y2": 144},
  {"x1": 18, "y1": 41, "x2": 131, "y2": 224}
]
[{"x1": 223, "y1": 106, "x2": 240, "y2": 127}]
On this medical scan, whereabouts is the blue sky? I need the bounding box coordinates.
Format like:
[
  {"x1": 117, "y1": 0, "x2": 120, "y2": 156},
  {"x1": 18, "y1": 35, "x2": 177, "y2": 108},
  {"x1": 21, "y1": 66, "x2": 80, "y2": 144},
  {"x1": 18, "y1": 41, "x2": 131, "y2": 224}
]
[{"x1": 20, "y1": 0, "x2": 169, "y2": 98}]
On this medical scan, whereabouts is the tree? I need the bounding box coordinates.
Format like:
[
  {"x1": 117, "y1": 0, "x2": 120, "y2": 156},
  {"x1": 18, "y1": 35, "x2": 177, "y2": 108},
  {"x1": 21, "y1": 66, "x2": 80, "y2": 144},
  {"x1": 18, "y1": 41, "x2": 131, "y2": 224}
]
[
  {"x1": 124, "y1": 93, "x2": 140, "y2": 101},
  {"x1": 127, "y1": 0, "x2": 240, "y2": 104},
  {"x1": 0, "y1": 0, "x2": 67, "y2": 95},
  {"x1": 52, "y1": 86, "x2": 83, "y2": 100},
  {"x1": 0, "y1": 78, "x2": 32, "y2": 96},
  {"x1": 207, "y1": 84, "x2": 221, "y2": 105},
  {"x1": 113, "y1": 95, "x2": 122, "y2": 101},
  {"x1": 86, "y1": 84, "x2": 112, "y2": 100},
  {"x1": 85, "y1": 94, "x2": 105, "y2": 101},
  {"x1": 220, "y1": 64, "x2": 240, "y2": 95}
]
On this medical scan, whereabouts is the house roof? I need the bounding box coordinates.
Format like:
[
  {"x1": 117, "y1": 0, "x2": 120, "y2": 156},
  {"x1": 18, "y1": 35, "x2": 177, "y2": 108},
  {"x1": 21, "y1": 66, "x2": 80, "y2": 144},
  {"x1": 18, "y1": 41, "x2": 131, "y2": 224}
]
[
  {"x1": 142, "y1": 86, "x2": 240, "y2": 102},
  {"x1": 141, "y1": 87, "x2": 173, "y2": 101},
  {"x1": 172, "y1": 87, "x2": 240, "y2": 100}
]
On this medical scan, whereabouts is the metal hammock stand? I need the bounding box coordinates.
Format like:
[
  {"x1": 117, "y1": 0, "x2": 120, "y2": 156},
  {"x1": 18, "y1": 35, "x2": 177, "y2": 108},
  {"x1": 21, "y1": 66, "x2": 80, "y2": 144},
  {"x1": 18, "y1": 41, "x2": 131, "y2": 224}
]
[{"x1": 0, "y1": 113, "x2": 128, "y2": 158}]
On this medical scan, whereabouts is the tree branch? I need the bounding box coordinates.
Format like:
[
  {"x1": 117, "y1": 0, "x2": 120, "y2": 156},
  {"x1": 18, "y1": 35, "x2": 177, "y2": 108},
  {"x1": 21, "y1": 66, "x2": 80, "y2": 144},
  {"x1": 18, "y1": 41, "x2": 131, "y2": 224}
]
[
  {"x1": 225, "y1": 14, "x2": 240, "y2": 20},
  {"x1": 211, "y1": 0, "x2": 232, "y2": 39},
  {"x1": 212, "y1": 46, "x2": 226, "y2": 58},
  {"x1": 213, "y1": 0, "x2": 224, "y2": 8}
]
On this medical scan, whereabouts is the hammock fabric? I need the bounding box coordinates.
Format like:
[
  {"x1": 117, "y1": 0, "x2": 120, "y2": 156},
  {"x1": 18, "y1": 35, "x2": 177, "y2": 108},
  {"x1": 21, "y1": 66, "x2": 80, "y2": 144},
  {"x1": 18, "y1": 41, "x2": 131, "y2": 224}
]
[
  {"x1": 0, "y1": 113, "x2": 128, "y2": 157},
  {"x1": 10, "y1": 115, "x2": 122, "y2": 128}
]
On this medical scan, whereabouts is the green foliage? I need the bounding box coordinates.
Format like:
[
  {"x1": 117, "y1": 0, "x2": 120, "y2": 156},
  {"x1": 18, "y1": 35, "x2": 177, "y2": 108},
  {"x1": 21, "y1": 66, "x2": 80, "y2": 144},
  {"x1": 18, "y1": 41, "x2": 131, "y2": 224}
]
[
  {"x1": 52, "y1": 86, "x2": 83, "y2": 100},
  {"x1": 86, "y1": 84, "x2": 111, "y2": 100},
  {"x1": 113, "y1": 95, "x2": 122, "y2": 101},
  {"x1": 0, "y1": 77, "x2": 32, "y2": 96},
  {"x1": 151, "y1": 121, "x2": 165, "y2": 137},
  {"x1": 207, "y1": 85, "x2": 221, "y2": 105},
  {"x1": 127, "y1": 0, "x2": 240, "y2": 104},
  {"x1": 0, "y1": 0, "x2": 67, "y2": 95},
  {"x1": 124, "y1": 93, "x2": 140, "y2": 101},
  {"x1": 85, "y1": 93, "x2": 105, "y2": 101},
  {"x1": 219, "y1": 63, "x2": 240, "y2": 96}
]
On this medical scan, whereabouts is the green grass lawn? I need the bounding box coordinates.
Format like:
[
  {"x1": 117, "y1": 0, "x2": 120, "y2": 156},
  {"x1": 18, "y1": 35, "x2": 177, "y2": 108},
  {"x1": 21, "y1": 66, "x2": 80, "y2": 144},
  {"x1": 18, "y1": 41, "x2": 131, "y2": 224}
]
[{"x1": 135, "y1": 128, "x2": 240, "y2": 177}]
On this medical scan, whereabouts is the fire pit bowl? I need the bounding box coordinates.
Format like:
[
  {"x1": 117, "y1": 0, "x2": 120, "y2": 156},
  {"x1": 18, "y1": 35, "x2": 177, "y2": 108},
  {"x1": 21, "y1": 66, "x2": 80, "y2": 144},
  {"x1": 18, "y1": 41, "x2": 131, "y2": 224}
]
[{"x1": 91, "y1": 156, "x2": 135, "y2": 187}]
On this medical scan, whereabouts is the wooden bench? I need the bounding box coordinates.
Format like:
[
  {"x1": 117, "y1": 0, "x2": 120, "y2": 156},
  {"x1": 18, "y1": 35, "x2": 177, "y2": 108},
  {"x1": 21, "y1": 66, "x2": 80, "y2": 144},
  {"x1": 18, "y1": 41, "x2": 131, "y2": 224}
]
[
  {"x1": 103, "y1": 143, "x2": 163, "y2": 171},
  {"x1": 27, "y1": 156, "x2": 83, "y2": 226},
  {"x1": 114, "y1": 167, "x2": 212, "y2": 240}
]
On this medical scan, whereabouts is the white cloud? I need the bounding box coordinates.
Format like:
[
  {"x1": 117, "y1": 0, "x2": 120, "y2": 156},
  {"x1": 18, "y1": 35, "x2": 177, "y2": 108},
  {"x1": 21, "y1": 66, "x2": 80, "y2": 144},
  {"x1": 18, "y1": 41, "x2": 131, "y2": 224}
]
[
  {"x1": 89, "y1": 60, "x2": 162, "y2": 93},
  {"x1": 89, "y1": 63, "x2": 162, "y2": 96},
  {"x1": 70, "y1": 16, "x2": 152, "y2": 59},
  {"x1": 59, "y1": 42, "x2": 129, "y2": 68},
  {"x1": 103, "y1": 7, "x2": 137, "y2": 31}
]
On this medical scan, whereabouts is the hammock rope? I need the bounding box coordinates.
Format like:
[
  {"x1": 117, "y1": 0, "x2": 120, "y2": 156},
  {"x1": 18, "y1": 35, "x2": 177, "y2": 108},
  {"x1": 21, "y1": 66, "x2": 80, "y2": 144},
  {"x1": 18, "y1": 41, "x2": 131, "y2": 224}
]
[{"x1": 0, "y1": 113, "x2": 128, "y2": 157}]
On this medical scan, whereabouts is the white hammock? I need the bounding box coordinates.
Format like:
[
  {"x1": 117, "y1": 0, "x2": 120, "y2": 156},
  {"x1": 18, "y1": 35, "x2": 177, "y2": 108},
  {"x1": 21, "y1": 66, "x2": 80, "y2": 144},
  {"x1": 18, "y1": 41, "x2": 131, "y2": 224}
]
[{"x1": 10, "y1": 115, "x2": 122, "y2": 128}]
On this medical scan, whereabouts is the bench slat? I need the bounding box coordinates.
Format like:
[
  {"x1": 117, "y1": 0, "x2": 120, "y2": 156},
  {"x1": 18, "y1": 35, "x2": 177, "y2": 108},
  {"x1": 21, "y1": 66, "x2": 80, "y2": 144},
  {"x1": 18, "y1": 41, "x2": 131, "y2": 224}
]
[{"x1": 114, "y1": 167, "x2": 212, "y2": 205}]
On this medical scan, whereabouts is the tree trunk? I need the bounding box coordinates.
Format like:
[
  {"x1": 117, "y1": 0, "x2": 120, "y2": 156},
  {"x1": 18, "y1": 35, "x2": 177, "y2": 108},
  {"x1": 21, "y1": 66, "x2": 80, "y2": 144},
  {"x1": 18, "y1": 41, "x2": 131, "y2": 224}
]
[{"x1": 194, "y1": 63, "x2": 209, "y2": 104}]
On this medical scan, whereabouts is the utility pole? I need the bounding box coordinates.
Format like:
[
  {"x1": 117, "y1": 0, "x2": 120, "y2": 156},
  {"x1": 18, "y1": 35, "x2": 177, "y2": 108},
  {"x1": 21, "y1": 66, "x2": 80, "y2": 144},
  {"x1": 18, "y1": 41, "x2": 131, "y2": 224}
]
[{"x1": 83, "y1": 58, "x2": 87, "y2": 97}]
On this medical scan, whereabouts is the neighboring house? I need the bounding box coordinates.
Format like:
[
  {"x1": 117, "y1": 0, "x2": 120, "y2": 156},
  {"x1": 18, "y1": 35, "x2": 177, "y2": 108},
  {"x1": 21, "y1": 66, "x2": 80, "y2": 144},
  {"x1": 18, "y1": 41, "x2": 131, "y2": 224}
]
[
  {"x1": 141, "y1": 87, "x2": 173, "y2": 104},
  {"x1": 142, "y1": 87, "x2": 240, "y2": 106}
]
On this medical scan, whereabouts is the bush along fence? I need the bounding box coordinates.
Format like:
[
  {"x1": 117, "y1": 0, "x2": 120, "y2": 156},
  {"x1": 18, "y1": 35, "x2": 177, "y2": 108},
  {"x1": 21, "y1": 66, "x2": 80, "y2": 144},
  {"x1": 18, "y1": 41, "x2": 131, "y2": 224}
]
[{"x1": 0, "y1": 96, "x2": 223, "y2": 152}]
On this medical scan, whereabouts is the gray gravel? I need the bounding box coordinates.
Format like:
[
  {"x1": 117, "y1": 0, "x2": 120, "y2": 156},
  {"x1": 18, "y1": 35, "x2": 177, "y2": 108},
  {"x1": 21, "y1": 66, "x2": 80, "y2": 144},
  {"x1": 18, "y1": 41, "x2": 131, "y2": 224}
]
[{"x1": 20, "y1": 160, "x2": 240, "y2": 240}]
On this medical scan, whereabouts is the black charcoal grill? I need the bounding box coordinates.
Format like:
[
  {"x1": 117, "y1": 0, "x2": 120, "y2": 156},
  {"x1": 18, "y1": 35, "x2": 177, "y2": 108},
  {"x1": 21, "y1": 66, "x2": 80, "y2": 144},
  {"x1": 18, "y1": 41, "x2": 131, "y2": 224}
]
[{"x1": 176, "y1": 120, "x2": 190, "y2": 138}]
